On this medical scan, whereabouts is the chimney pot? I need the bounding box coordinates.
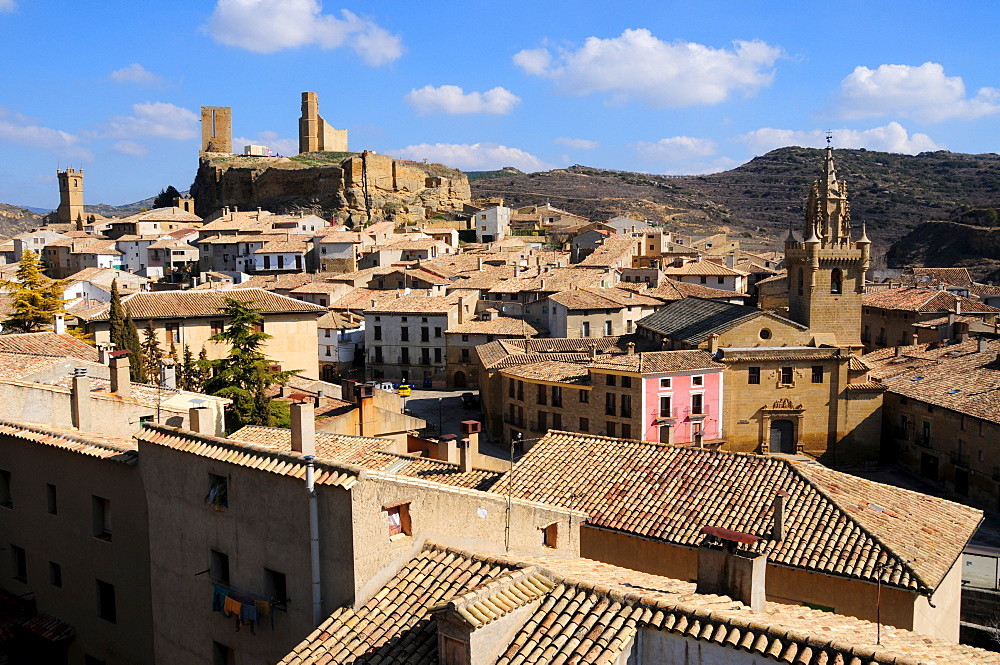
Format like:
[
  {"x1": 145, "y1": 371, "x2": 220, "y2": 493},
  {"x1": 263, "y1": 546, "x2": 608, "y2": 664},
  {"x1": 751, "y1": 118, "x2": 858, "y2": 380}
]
[
  {"x1": 771, "y1": 492, "x2": 787, "y2": 541},
  {"x1": 110, "y1": 355, "x2": 131, "y2": 397},
  {"x1": 291, "y1": 401, "x2": 317, "y2": 456},
  {"x1": 978, "y1": 337, "x2": 989, "y2": 353}
]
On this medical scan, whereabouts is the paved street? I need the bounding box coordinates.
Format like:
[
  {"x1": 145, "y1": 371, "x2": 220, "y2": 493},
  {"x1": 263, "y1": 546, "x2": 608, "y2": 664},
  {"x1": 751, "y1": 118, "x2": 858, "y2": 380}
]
[{"x1": 401, "y1": 388, "x2": 510, "y2": 462}]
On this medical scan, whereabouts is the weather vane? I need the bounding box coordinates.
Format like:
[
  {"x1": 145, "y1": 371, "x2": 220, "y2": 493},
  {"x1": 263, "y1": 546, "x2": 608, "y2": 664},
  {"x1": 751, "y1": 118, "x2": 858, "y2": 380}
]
[{"x1": 825, "y1": 131, "x2": 833, "y2": 146}]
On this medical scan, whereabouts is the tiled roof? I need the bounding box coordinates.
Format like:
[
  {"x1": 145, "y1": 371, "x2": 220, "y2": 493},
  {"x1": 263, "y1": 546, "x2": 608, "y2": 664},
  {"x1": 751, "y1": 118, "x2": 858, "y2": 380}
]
[
  {"x1": 489, "y1": 431, "x2": 982, "y2": 593},
  {"x1": 328, "y1": 288, "x2": 403, "y2": 312},
  {"x1": 475, "y1": 335, "x2": 659, "y2": 371},
  {"x1": 112, "y1": 206, "x2": 203, "y2": 224},
  {"x1": 663, "y1": 261, "x2": 748, "y2": 276},
  {"x1": 228, "y1": 425, "x2": 389, "y2": 462},
  {"x1": 240, "y1": 272, "x2": 325, "y2": 292},
  {"x1": 643, "y1": 279, "x2": 741, "y2": 301},
  {"x1": 359, "y1": 453, "x2": 501, "y2": 490},
  {"x1": 313, "y1": 230, "x2": 362, "y2": 243},
  {"x1": 254, "y1": 237, "x2": 309, "y2": 254},
  {"x1": 575, "y1": 235, "x2": 638, "y2": 267},
  {"x1": 500, "y1": 360, "x2": 591, "y2": 385},
  {"x1": 445, "y1": 317, "x2": 539, "y2": 336},
  {"x1": 588, "y1": 350, "x2": 723, "y2": 374},
  {"x1": 78, "y1": 288, "x2": 326, "y2": 321},
  {"x1": 548, "y1": 288, "x2": 660, "y2": 310},
  {"x1": 862, "y1": 287, "x2": 998, "y2": 313},
  {"x1": 365, "y1": 290, "x2": 478, "y2": 315},
  {"x1": 0, "y1": 419, "x2": 137, "y2": 462},
  {"x1": 638, "y1": 297, "x2": 805, "y2": 345},
  {"x1": 136, "y1": 424, "x2": 361, "y2": 488},
  {"x1": 0, "y1": 332, "x2": 99, "y2": 361},
  {"x1": 280, "y1": 542, "x2": 1000, "y2": 665},
  {"x1": 863, "y1": 338, "x2": 1000, "y2": 424},
  {"x1": 896, "y1": 267, "x2": 975, "y2": 287},
  {"x1": 753, "y1": 270, "x2": 788, "y2": 286}
]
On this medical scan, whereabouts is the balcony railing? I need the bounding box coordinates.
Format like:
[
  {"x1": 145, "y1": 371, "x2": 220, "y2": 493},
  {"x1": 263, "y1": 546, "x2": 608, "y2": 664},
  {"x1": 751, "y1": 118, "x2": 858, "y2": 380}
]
[
  {"x1": 950, "y1": 451, "x2": 970, "y2": 468},
  {"x1": 915, "y1": 435, "x2": 932, "y2": 449}
]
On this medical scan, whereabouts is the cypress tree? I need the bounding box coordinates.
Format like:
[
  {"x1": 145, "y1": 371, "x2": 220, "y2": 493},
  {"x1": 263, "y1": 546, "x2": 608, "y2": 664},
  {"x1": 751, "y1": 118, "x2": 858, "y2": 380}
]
[
  {"x1": 122, "y1": 309, "x2": 146, "y2": 383},
  {"x1": 140, "y1": 320, "x2": 162, "y2": 383}
]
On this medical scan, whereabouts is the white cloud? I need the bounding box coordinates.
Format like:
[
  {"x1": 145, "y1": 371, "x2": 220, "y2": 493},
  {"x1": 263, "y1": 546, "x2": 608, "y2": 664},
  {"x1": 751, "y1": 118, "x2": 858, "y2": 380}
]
[
  {"x1": 112, "y1": 141, "x2": 150, "y2": 157},
  {"x1": 634, "y1": 136, "x2": 717, "y2": 161},
  {"x1": 0, "y1": 106, "x2": 92, "y2": 160},
  {"x1": 554, "y1": 137, "x2": 599, "y2": 150},
  {"x1": 233, "y1": 130, "x2": 298, "y2": 155},
  {"x1": 204, "y1": 0, "x2": 402, "y2": 65},
  {"x1": 0, "y1": 0, "x2": 16, "y2": 12},
  {"x1": 513, "y1": 29, "x2": 780, "y2": 107},
  {"x1": 100, "y1": 102, "x2": 199, "y2": 141},
  {"x1": 834, "y1": 62, "x2": 1000, "y2": 123},
  {"x1": 738, "y1": 122, "x2": 942, "y2": 155},
  {"x1": 110, "y1": 63, "x2": 164, "y2": 86},
  {"x1": 405, "y1": 85, "x2": 521, "y2": 115},
  {"x1": 389, "y1": 142, "x2": 553, "y2": 172}
]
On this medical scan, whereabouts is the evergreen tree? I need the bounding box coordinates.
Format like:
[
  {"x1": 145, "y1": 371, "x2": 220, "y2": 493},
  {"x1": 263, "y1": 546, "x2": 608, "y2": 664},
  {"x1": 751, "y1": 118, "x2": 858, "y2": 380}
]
[
  {"x1": 1, "y1": 250, "x2": 64, "y2": 333},
  {"x1": 203, "y1": 298, "x2": 298, "y2": 432},
  {"x1": 195, "y1": 346, "x2": 212, "y2": 392},
  {"x1": 108, "y1": 281, "x2": 146, "y2": 382},
  {"x1": 152, "y1": 185, "x2": 181, "y2": 209},
  {"x1": 179, "y1": 344, "x2": 196, "y2": 391},
  {"x1": 140, "y1": 320, "x2": 163, "y2": 382}
]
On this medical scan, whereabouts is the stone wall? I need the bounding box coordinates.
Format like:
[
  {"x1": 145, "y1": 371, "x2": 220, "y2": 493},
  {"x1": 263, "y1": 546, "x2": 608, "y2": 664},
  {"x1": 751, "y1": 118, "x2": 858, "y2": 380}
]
[{"x1": 190, "y1": 152, "x2": 471, "y2": 224}]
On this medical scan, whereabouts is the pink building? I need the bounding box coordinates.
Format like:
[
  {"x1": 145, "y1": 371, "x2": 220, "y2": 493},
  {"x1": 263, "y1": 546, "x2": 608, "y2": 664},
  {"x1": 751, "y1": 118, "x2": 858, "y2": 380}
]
[{"x1": 639, "y1": 351, "x2": 724, "y2": 445}]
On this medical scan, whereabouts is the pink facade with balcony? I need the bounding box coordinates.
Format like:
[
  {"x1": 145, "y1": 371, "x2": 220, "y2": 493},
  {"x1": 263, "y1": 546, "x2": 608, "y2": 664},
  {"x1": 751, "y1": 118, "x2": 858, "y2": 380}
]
[{"x1": 642, "y1": 369, "x2": 723, "y2": 445}]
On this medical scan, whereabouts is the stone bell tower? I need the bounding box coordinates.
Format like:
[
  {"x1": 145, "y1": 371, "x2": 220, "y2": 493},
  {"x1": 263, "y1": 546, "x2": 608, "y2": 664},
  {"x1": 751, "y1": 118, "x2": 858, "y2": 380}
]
[
  {"x1": 784, "y1": 146, "x2": 870, "y2": 350},
  {"x1": 56, "y1": 168, "x2": 84, "y2": 224}
]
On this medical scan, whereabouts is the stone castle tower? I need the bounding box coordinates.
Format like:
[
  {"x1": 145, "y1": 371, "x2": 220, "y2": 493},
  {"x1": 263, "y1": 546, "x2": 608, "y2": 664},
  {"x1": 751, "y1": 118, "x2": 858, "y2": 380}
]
[
  {"x1": 200, "y1": 106, "x2": 232, "y2": 154},
  {"x1": 299, "y1": 92, "x2": 348, "y2": 154},
  {"x1": 56, "y1": 168, "x2": 84, "y2": 224},
  {"x1": 784, "y1": 147, "x2": 870, "y2": 350}
]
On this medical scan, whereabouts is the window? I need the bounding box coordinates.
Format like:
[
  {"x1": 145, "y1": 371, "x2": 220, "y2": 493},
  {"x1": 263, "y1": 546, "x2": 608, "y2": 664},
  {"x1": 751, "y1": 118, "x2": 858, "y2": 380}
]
[
  {"x1": 692, "y1": 375, "x2": 704, "y2": 387},
  {"x1": 400, "y1": 327, "x2": 409, "y2": 342},
  {"x1": 700, "y1": 276, "x2": 707, "y2": 284},
  {"x1": 211, "y1": 550, "x2": 230, "y2": 585},
  {"x1": 811, "y1": 366, "x2": 824, "y2": 383},
  {"x1": 46, "y1": 483, "x2": 57, "y2": 515},
  {"x1": 401, "y1": 348, "x2": 410, "y2": 364},
  {"x1": 620, "y1": 394, "x2": 632, "y2": 418},
  {"x1": 207, "y1": 474, "x2": 228, "y2": 511},
  {"x1": 759, "y1": 328, "x2": 772, "y2": 340},
  {"x1": 421, "y1": 348, "x2": 431, "y2": 365},
  {"x1": 96, "y1": 580, "x2": 117, "y2": 623},
  {"x1": 374, "y1": 326, "x2": 382, "y2": 341},
  {"x1": 373, "y1": 346, "x2": 383, "y2": 363},
  {"x1": 165, "y1": 322, "x2": 180, "y2": 343},
  {"x1": 517, "y1": 381, "x2": 524, "y2": 401},
  {"x1": 606, "y1": 374, "x2": 616, "y2": 387},
  {"x1": 264, "y1": 569, "x2": 288, "y2": 611},
  {"x1": 386, "y1": 503, "x2": 411, "y2": 539},
  {"x1": 538, "y1": 411, "x2": 547, "y2": 432},
  {"x1": 718, "y1": 276, "x2": 725, "y2": 285},
  {"x1": 604, "y1": 320, "x2": 612, "y2": 335},
  {"x1": 691, "y1": 393, "x2": 704, "y2": 415},
  {"x1": 581, "y1": 321, "x2": 590, "y2": 337},
  {"x1": 659, "y1": 396, "x2": 672, "y2": 418},
  {"x1": 50, "y1": 561, "x2": 62, "y2": 588},
  {"x1": 551, "y1": 386, "x2": 562, "y2": 407},
  {"x1": 213, "y1": 642, "x2": 235, "y2": 665},
  {"x1": 579, "y1": 417, "x2": 589, "y2": 432},
  {"x1": 831, "y1": 269, "x2": 843, "y2": 294},
  {"x1": 579, "y1": 389, "x2": 588, "y2": 403},
  {"x1": 748, "y1": 367, "x2": 761, "y2": 385},
  {"x1": 780, "y1": 367, "x2": 793, "y2": 385},
  {"x1": 605, "y1": 393, "x2": 616, "y2": 415},
  {"x1": 434, "y1": 327, "x2": 442, "y2": 338},
  {"x1": 460, "y1": 348, "x2": 470, "y2": 362},
  {"x1": 606, "y1": 422, "x2": 617, "y2": 437},
  {"x1": 537, "y1": 384, "x2": 547, "y2": 405},
  {"x1": 11, "y1": 544, "x2": 26, "y2": 582},
  {"x1": 659, "y1": 377, "x2": 671, "y2": 389},
  {"x1": 621, "y1": 424, "x2": 632, "y2": 439},
  {"x1": 421, "y1": 327, "x2": 430, "y2": 343},
  {"x1": 211, "y1": 320, "x2": 225, "y2": 336},
  {"x1": 797, "y1": 269, "x2": 804, "y2": 296},
  {"x1": 92, "y1": 496, "x2": 112, "y2": 541},
  {"x1": 508, "y1": 378, "x2": 515, "y2": 398},
  {"x1": 552, "y1": 413, "x2": 562, "y2": 430},
  {"x1": 542, "y1": 523, "x2": 558, "y2": 548},
  {"x1": 434, "y1": 348, "x2": 442, "y2": 364},
  {"x1": 621, "y1": 376, "x2": 631, "y2": 388},
  {"x1": 0, "y1": 470, "x2": 11, "y2": 508},
  {"x1": 461, "y1": 334, "x2": 469, "y2": 342}
]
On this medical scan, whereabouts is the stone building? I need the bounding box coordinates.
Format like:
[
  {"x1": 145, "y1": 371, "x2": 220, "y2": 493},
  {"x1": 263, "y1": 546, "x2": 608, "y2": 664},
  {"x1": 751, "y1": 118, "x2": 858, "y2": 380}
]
[
  {"x1": 200, "y1": 106, "x2": 232, "y2": 154},
  {"x1": 55, "y1": 167, "x2": 84, "y2": 224},
  {"x1": 444, "y1": 310, "x2": 538, "y2": 389},
  {"x1": 546, "y1": 287, "x2": 662, "y2": 338},
  {"x1": 861, "y1": 286, "x2": 997, "y2": 351},
  {"x1": 298, "y1": 92, "x2": 347, "y2": 154}
]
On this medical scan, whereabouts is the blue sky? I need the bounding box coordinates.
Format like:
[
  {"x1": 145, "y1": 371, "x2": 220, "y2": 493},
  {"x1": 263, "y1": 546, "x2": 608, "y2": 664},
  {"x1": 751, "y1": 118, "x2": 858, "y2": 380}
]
[{"x1": 2, "y1": 0, "x2": 999, "y2": 208}]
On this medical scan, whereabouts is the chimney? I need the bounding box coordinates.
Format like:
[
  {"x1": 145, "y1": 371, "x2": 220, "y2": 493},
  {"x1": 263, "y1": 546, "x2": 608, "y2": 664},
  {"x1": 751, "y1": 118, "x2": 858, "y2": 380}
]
[
  {"x1": 589, "y1": 344, "x2": 597, "y2": 359},
  {"x1": 696, "y1": 528, "x2": 766, "y2": 611},
  {"x1": 290, "y1": 401, "x2": 317, "y2": 456},
  {"x1": 460, "y1": 421, "x2": 481, "y2": 473},
  {"x1": 477, "y1": 257, "x2": 483, "y2": 271},
  {"x1": 911, "y1": 333, "x2": 919, "y2": 346},
  {"x1": 160, "y1": 363, "x2": 177, "y2": 389},
  {"x1": 707, "y1": 333, "x2": 719, "y2": 354},
  {"x1": 956, "y1": 297, "x2": 962, "y2": 315},
  {"x1": 356, "y1": 384, "x2": 376, "y2": 436},
  {"x1": 440, "y1": 434, "x2": 460, "y2": 464},
  {"x1": 96, "y1": 343, "x2": 115, "y2": 365},
  {"x1": 54, "y1": 313, "x2": 66, "y2": 335},
  {"x1": 109, "y1": 354, "x2": 131, "y2": 398},
  {"x1": 627, "y1": 342, "x2": 635, "y2": 355},
  {"x1": 189, "y1": 407, "x2": 215, "y2": 435},
  {"x1": 895, "y1": 345, "x2": 903, "y2": 358},
  {"x1": 771, "y1": 492, "x2": 787, "y2": 541},
  {"x1": 514, "y1": 264, "x2": 520, "y2": 278},
  {"x1": 315, "y1": 389, "x2": 325, "y2": 408},
  {"x1": 979, "y1": 337, "x2": 989, "y2": 353},
  {"x1": 71, "y1": 367, "x2": 92, "y2": 431}
]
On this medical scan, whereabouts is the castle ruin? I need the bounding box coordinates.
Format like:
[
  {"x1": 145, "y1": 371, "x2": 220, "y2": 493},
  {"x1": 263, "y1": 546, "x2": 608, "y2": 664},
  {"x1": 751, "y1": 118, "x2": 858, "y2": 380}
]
[
  {"x1": 200, "y1": 106, "x2": 232, "y2": 154},
  {"x1": 56, "y1": 168, "x2": 84, "y2": 224},
  {"x1": 299, "y1": 92, "x2": 348, "y2": 154}
]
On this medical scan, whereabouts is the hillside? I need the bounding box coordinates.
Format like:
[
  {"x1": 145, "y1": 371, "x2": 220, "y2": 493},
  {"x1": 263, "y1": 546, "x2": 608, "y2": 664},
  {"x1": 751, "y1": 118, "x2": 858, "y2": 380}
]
[
  {"x1": 0, "y1": 204, "x2": 43, "y2": 236},
  {"x1": 470, "y1": 147, "x2": 1000, "y2": 245},
  {"x1": 887, "y1": 221, "x2": 1000, "y2": 281}
]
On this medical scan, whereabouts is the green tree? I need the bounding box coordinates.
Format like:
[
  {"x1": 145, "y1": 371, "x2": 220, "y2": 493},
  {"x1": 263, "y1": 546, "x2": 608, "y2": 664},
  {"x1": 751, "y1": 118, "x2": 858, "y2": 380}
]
[
  {"x1": 203, "y1": 298, "x2": 298, "y2": 432},
  {"x1": 1, "y1": 250, "x2": 64, "y2": 333},
  {"x1": 140, "y1": 320, "x2": 163, "y2": 382},
  {"x1": 108, "y1": 280, "x2": 146, "y2": 382},
  {"x1": 179, "y1": 344, "x2": 195, "y2": 391},
  {"x1": 152, "y1": 186, "x2": 181, "y2": 209}
]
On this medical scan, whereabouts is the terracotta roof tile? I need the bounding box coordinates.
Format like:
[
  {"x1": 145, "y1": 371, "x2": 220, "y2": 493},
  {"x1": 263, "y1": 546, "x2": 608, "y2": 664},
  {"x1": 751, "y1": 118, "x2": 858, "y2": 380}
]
[
  {"x1": 501, "y1": 361, "x2": 591, "y2": 385},
  {"x1": 488, "y1": 431, "x2": 982, "y2": 593},
  {"x1": 0, "y1": 419, "x2": 137, "y2": 463},
  {"x1": 588, "y1": 350, "x2": 723, "y2": 374},
  {"x1": 446, "y1": 317, "x2": 539, "y2": 336},
  {"x1": 863, "y1": 287, "x2": 998, "y2": 313},
  {"x1": 0, "y1": 332, "x2": 99, "y2": 361},
  {"x1": 78, "y1": 288, "x2": 326, "y2": 321}
]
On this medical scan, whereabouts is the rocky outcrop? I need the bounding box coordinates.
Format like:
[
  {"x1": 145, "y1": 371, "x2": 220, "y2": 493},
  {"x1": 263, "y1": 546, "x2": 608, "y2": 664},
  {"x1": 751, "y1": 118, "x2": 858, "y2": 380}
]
[
  {"x1": 190, "y1": 151, "x2": 471, "y2": 224},
  {"x1": 887, "y1": 220, "x2": 1000, "y2": 279}
]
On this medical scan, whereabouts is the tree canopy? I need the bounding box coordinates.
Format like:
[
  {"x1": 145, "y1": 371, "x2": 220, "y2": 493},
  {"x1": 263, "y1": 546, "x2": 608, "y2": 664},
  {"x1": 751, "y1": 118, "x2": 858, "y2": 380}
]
[
  {"x1": 1, "y1": 250, "x2": 64, "y2": 333},
  {"x1": 202, "y1": 298, "x2": 298, "y2": 432},
  {"x1": 108, "y1": 279, "x2": 146, "y2": 382},
  {"x1": 152, "y1": 185, "x2": 181, "y2": 209}
]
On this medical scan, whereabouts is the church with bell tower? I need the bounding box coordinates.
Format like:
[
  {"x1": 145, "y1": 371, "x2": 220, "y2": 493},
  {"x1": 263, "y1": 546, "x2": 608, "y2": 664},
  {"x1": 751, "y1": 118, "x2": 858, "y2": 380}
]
[{"x1": 783, "y1": 144, "x2": 870, "y2": 352}]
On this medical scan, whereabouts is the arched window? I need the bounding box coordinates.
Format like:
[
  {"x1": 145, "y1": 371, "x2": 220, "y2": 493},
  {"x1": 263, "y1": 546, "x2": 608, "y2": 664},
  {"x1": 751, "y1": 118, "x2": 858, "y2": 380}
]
[
  {"x1": 797, "y1": 269, "x2": 804, "y2": 296},
  {"x1": 831, "y1": 269, "x2": 842, "y2": 294}
]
